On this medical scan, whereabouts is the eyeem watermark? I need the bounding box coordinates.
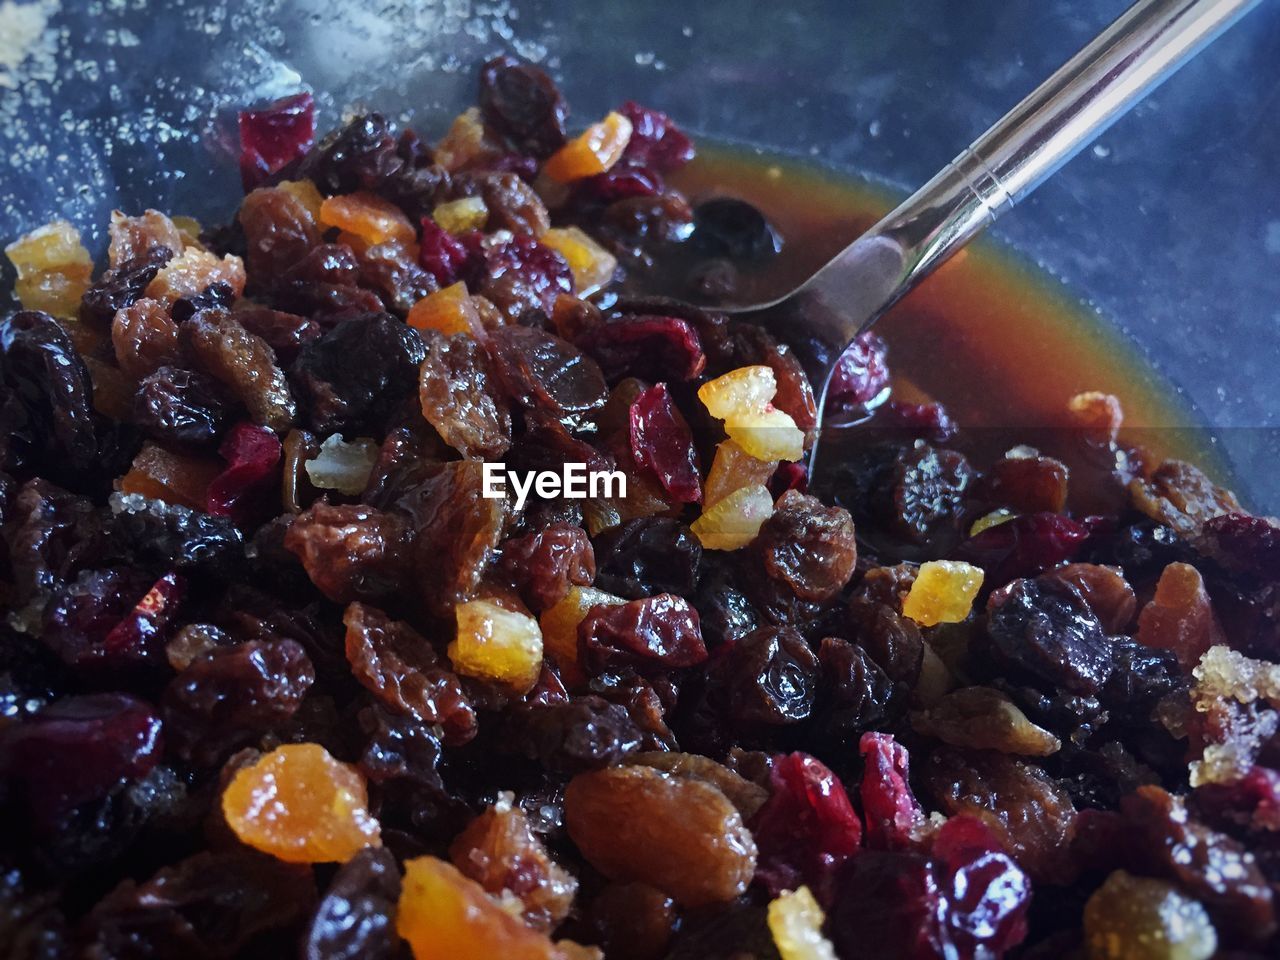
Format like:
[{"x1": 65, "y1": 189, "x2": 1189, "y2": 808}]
[{"x1": 482, "y1": 462, "x2": 626, "y2": 510}]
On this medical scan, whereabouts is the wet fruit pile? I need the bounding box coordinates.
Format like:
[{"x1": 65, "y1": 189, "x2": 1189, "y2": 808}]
[{"x1": 2, "y1": 56, "x2": 1278, "y2": 960}]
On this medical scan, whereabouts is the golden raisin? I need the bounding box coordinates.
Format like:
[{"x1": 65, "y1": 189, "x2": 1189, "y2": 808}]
[
  {"x1": 221, "y1": 743, "x2": 381, "y2": 864},
  {"x1": 145, "y1": 247, "x2": 246, "y2": 306},
  {"x1": 901, "y1": 560, "x2": 984, "y2": 627},
  {"x1": 911, "y1": 686, "x2": 1061, "y2": 757},
  {"x1": 108, "y1": 209, "x2": 184, "y2": 267},
  {"x1": 397, "y1": 855, "x2": 566, "y2": 960},
  {"x1": 564, "y1": 765, "x2": 757, "y2": 907},
  {"x1": 111, "y1": 298, "x2": 180, "y2": 381},
  {"x1": 450, "y1": 598, "x2": 544, "y2": 694}
]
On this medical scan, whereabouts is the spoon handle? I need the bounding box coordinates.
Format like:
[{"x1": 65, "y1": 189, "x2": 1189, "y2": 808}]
[{"x1": 809, "y1": 0, "x2": 1261, "y2": 334}]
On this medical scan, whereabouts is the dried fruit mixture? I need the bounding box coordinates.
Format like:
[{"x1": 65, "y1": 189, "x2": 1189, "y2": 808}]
[{"x1": 1, "y1": 56, "x2": 1278, "y2": 960}]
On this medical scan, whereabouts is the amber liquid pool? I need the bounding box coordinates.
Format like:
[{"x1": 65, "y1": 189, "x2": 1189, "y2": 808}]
[{"x1": 668, "y1": 145, "x2": 1228, "y2": 486}]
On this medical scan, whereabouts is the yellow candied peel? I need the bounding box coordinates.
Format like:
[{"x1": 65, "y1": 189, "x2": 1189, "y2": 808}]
[
  {"x1": 692, "y1": 484, "x2": 775, "y2": 551},
  {"x1": 767, "y1": 886, "x2": 838, "y2": 960},
  {"x1": 450, "y1": 599, "x2": 544, "y2": 694},
  {"x1": 902, "y1": 560, "x2": 985, "y2": 627}
]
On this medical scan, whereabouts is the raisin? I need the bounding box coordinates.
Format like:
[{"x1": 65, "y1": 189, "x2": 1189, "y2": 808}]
[
  {"x1": 3, "y1": 477, "x2": 104, "y2": 602},
  {"x1": 290, "y1": 313, "x2": 426, "y2": 434},
  {"x1": 691, "y1": 197, "x2": 782, "y2": 260},
  {"x1": 418, "y1": 330, "x2": 512, "y2": 460},
  {"x1": 1041, "y1": 562, "x2": 1136, "y2": 633},
  {"x1": 588, "y1": 882, "x2": 677, "y2": 960},
  {"x1": 40, "y1": 566, "x2": 169, "y2": 670},
  {"x1": 163, "y1": 638, "x2": 315, "y2": 766},
  {"x1": 398, "y1": 460, "x2": 506, "y2": 616},
  {"x1": 1194, "y1": 512, "x2": 1280, "y2": 581},
  {"x1": 499, "y1": 522, "x2": 596, "y2": 611},
  {"x1": 1130, "y1": 460, "x2": 1241, "y2": 535},
  {"x1": 296, "y1": 113, "x2": 401, "y2": 196},
  {"x1": 343, "y1": 602, "x2": 477, "y2": 745},
  {"x1": 112, "y1": 297, "x2": 180, "y2": 381},
  {"x1": 844, "y1": 597, "x2": 924, "y2": 686},
  {"x1": 578, "y1": 593, "x2": 707, "y2": 675},
  {"x1": 451, "y1": 170, "x2": 551, "y2": 236},
  {"x1": 477, "y1": 56, "x2": 567, "y2": 159},
  {"x1": 449, "y1": 798, "x2": 577, "y2": 931},
  {"x1": 705, "y1": 625, "x2": 820, "y2": 727},
  {"x1": 981, "y1": 451, "x2": 1070, "y2": 515},
  {"x1": 754, "y1": 490, "x2": 857, "y2": 603},
  {"x1": 878, "y1": 399, "x2": 958, "y2": 443},
  {"x1": 238, "y1": 185, "x2": 320, "y2": 277},
  {"x1": 564, "y1": 764, "x2": 757, "y2": 906},
  {"x1": 593, "y1": 517, "x2": 702, "y2": 600},
  {"x1": 630, "y1": 751, "x2": 769, "y2": 819},
  {"x1": 285, "y1": 502, "x2": 413, "y2": 604},
  {"x1": 827, "y1": 851, "x2": 950, "y2": 960},
  {"x1": 350, "y1": 238, "x2": 437, "y2": 315},
  {"x1": 507, "y1": 695, "x2": 642, "y2": 773},
  {"x1": 79, "y1": 245, "x2": 171, "y2": 328},
  {"x1": 303, "y1": 847, "x2": 401, "y2": 960},
  {"x1": 0, "y1": 310, "x2": 98, "y2": 476},
  {"x1": 133, "y1": 366, "x2": 231, "y2": 447},
  {"x1": 985, "y1": 577, "x2": 1114, "y2": 696},
  {"x1": 357, "y1": 703, "x2": 445, "y2": 790},
  {"x1": 750, "y1": 751, "x2": 861, "y2": 902},
  {"x1": 813, "y1": 636, "x2": 897, "y2": 749},
  {"x1": 922, "y1": 747, "x2": 1078, "y2": 883},
  {"x1": 911, "y1": 686, "x2": 1061, "y2": 756},
  {"x1": 181, "y1": 309, "x2": 296, "y2": 431},
  {"x1": 487, "y1": 325, "x2": 607, "y2": 430},
  {"x1": 233, "y1": 306, "x2": 321, "y2": 363}
]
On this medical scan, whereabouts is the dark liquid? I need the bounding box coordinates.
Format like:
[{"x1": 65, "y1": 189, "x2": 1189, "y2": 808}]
[{"x1": 667, "y1": 145, "x2": 1225, "y2": 480}]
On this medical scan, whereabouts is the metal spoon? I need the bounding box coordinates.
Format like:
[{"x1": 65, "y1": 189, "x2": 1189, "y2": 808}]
[{"x1": 726, "y1": 0, "x2": 1261, "y2": 477}]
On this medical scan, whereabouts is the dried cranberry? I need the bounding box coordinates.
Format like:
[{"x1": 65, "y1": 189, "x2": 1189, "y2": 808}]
[
  {"x1": 691, "y1": 198, "x2": 782, "y2": 261},
  {"x1": 499, "y1": 522, "x2": 596, "y2": 611},
  {"x1": 0, "y1": 692, "x2": 162, "y2": 829},
  {"x1": 471, "y1": 234, "x2": 573, "y2": 323},
  {"x1": 417, "y1": 216, "x2": 471, "y2": 286},
  {"x1": 579, "y1": 593, "x2": 707, "y2": 675},
  {"x1": 577, "y1": 160, "x2": 664, "y2": 203},
  {"x1": 932, "y1": 815, "x2": 1032, "y2": 958},
  {"x1": 1196, "y1": 512, "x2": 1280, "y2": 581},
  {"x1": 630, "y1": 383, "x2": 701, "y2": 504},
  {"x1": 477, "y1": 55, "x2": 567, "y2": 159},
  {"x1": 955, "y1": 511, "x2": 1091, "y2": 584},
  {"x1": 878, "y1": 400, "x2": 958, "y2": 443},
  {"x1": 828, "y1": 331, "x2": 890, "y2": 410},
  {"x1": 41, "y1": 567, "x2": 171, "y2": 670},
  {"x1": 770, "y1": 461, "x2": 809, "y2": 498},
  {"x1": 619, "y1": 100, "x2": 696, "y2": 173},
  {"x1": 860, "y1": 731, "x2": 925, "y2": 851},
  {"x1": 829, "y1": 851, "x2": 951, "y2": 960},
  {"x1": 205, "y1": 422, "x2": 282, "y2": 525},
  {"x1": 985, "y1": 577, "x2": 1113, "y2": 695},
  {"x1": 751, "y1": 751, "x2": 861, "y2": 903},
  {"x1": 577, "y1": 315, "x2": 706, "y2": 383},
  {"x1": 238, "y1": 92, "x2": 316, "y2": 190}
]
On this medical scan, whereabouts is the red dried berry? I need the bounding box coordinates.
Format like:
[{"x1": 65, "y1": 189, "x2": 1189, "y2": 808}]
[
  {"x1": 418, "y1": 216, "x2": 471, "y2": 287},
  {"x1": 101, "y1": 572, "x2": 186, "y2": 663},
  {"x1": 750, "y1": 751, "x2": 862, "y2": 904},
  {"x1": 879, "y1": 401, "x2": 958, "y2": 444},
  {"x1": 931, "y1": 815, "x2": 1031, "y2": 958},
  {"x1": 238, "y1": 92, "x2": 316, "y2": 191},
  {"x1": 954, "y1": 511, "x2": 1090, "y2": 584},
  {"x1": 769, "y1": 461, "x2": 809, "y2": 498},
  {"x1": 578, "y1": 593, "x2": 707, "y2": 675},
  {"x1": 576, "y1": 315, "x2": 706, "y2": 383},
  {"x1": 206, "y1": 423, "x2": 283, "y2": 525},
  {"x1": 629, "y1": 383, "x2": 701, "y2": 504},
  {"x1": 618, "y1": 101, "x2": 695, "y2": 173},
  {"x1": 576, "y1": 161, "x2": 664, "y2": 203},
  {"x1": 828, "y1": 331, "x2": 890, "y2": 410},
  {"x1": 860, "y1": 731, "x2": 926, "y2": 851}
]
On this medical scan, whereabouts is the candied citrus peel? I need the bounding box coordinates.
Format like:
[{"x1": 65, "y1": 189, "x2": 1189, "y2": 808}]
[
  {"x1": 319, "y1": 191, "x2": 416, "y2": 245},
  {"x1": 698, "y1": 366, "x2": 805, "y2": 462},
  {"x1": 970, "y1": 508, "x2": 1015, "y2": 537},
  {"x1": 767, "y1": 886, "x2": 838, "y2": 960},
  {"x1": 540, "y1": 227, "x2": 617, "y2": 297},
  {"x1": 221, "y1": 743, "x2": 381, "y2": 864},
  {"x1": 902, "y1": 560, "x2": 984, "y2": 627},
  {"x1": 119, "y1": 442, "x2": 222, "y2": 510},
  {"x1": 144, "y1": 247, "x2": 247, "y2": 306},
  {"x1": 4, "y1": 220, "x2": 94, "y2": 318},
  {"x1": 543, "y1": 111, "x2": 632, "y2": 183},
  {"x1": 434, "y1": 107, "x2": 496, "y2": 172},
  {"x1": 450, "y1": 599, "x2": 544, "y2": 694},
  {"x1": 432, "y1": 196, "x2": 489, "y2": 234},
  {"x1": 692, "y1": 484, "x2": 775, "y2": 551},
  {"x1": 408, "y1": 282, "x2": 486, "y2": 337},
  {"x1": 704, "y1": 439, "x2": 778, "y2": 508},
  {"x1": 397, "y1": 855, "x2": 575, "y2": 960}
]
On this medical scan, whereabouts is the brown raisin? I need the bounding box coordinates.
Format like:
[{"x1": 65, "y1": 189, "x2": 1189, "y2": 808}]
[
  {"x1": 181, "y1": 309, "x2": 295, "y2": 430},
  {"x1": 284, "y1": 502, "x2": 413, "y2": 604}
]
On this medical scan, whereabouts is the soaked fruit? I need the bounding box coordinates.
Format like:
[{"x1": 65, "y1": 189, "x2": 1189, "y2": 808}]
[
  {"x1": 5, "y1": 220, "x2": 94, "y2": 318},
  {"x1": 432, "y1": 196, "x2": 489, "y2": 233},
  {"x1": 565, "y1": 764, "x2": 757, "y2": 906},
  {"x1": 704, "y1": 439, "x2": 777, "y2": 508},
  {"x1": 540, "y1": 586, "x2": 625, "y2": 683},
  {"x1": 450, "y1": 598, "x2": 544, "y2": 694},
  {"x1": 544, "y1": 111, "x2": 633, "y2": 182},
  {"x1": 319, "y1": 192, "x2": 416, "y2": 245},
  {"x1": 408, "y1": 282, "x2": 485, "y2": 336},
  {"x1": 222, "y1": 743, "x2": 381, "y2": 863},
  {"x1": 1083, "y1": 870, "x2": 1217, "y2": 960},
  {"x1": 698, "y1": 365, "x2": 777, "y2": 420},
  {"x1": 692, "y1": 484, "x2": 775, "y2": 550},
  {"x1": 902, "y1": 560, "x2": 984, "y2": 627},
  {"x1": 541, "y1": 227, "x2": 618, "y2": 297},
  {"x1": 397, "y1": 855, "x2": 569, "y2": 960},
  {"x1": 767, "y1": 886, "x2": 838, "y2": 960}
]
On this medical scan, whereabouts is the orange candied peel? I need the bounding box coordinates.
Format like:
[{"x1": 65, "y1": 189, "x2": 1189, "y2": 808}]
[
  {"x1": 704, "y1": 439, "x2": 777, "y2": 508},
  {"x1": 543, "y1": 111, "x2": 633, "y2": 183},
  {"x1": 4, "y1": 220, "x2": 94, "y2": 318},
  {"x1": 432, "y1": 196, "x2": 490, "y2": 234},
  {"x1": 221, "y1": 743, "x2": 381, "y2": 864},
  {"x1": 902, "y1": 560, "x2": 984, "y2": 627},
  {"x1": 970, "y1": 508, "x2": 1015, "y2": 537},
  {"x1": 540, "y1": 227, "x2": 617, "y2": 297},
  {"x1": 407, "y1": 282, "x2": 486, "y2": 337},
  {"x1": 319, "y1": 191, "x2": 416, "y2": 245},
  {"x1": 397, "y1": 855, "x2": 578, "y2": 960},
  {"x1": 767, "y1": 886, "x2": 838, "y2": 960},
  {"x1": 450, "y1": 598, "x2": 544, "y2": 694},
  {"x1": 692, "y1": 483, "x2": 775, "y2": 551},
  {"x1": 119, "y1": 442, "x2": 222, "y2": 510}
]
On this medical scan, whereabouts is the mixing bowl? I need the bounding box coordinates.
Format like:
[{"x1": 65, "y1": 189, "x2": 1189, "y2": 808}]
[{"x1": 3, "y1": 0, "x2": 1278, "y2": 505}]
